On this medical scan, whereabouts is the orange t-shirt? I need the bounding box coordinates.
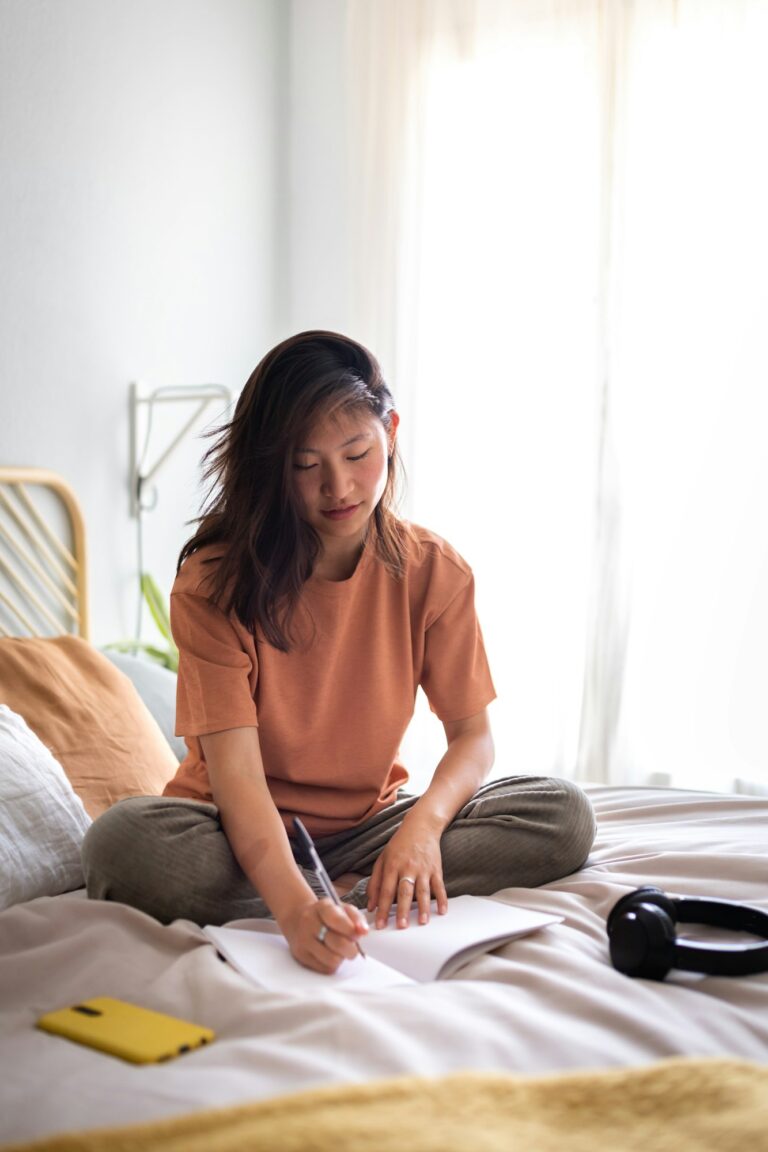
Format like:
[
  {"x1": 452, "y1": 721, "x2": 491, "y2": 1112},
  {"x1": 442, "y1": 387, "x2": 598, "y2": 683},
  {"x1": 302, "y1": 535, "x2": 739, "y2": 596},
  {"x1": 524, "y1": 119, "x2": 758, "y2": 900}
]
[{"x1": 164, "y1": 525, "x2": 496, "y2": 837}]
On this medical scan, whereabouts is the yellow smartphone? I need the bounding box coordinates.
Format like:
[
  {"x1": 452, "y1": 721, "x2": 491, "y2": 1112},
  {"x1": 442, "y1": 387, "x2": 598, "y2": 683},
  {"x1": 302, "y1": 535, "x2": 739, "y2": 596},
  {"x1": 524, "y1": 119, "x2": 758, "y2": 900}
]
[{"x1": 36, "y1": 997, "x2": 215, "y2": 1064}]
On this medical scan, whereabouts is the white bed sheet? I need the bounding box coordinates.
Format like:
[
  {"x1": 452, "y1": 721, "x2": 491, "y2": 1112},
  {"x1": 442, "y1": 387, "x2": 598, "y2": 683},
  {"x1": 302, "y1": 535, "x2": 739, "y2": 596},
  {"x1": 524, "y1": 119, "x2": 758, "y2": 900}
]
[{"x1": 1, "y1": 785, "x2": 767, "y2": 1145}]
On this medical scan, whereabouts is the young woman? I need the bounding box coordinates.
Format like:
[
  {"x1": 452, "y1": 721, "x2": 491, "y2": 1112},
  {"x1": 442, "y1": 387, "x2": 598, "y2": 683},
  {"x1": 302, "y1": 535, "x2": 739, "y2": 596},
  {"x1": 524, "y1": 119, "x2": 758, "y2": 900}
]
[{"x1": 83, "y1": 331, "x2": 595, "y2": 974}]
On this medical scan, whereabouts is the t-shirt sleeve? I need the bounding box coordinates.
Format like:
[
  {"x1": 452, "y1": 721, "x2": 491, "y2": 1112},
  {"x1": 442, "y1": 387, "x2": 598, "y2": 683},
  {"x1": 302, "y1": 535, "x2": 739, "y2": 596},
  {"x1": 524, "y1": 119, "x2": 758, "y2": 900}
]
[
  {"x1": 419, "y1": 572, "x2": 496, "y2": 722},
  {"x1": 171, "y1": 589, "x2": 258, "y2": 737}
]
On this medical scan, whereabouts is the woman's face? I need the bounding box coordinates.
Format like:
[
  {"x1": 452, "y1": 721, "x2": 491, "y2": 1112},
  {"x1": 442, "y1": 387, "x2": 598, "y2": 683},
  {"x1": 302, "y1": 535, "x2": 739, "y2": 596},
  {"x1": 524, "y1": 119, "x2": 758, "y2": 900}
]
[{"x1": 292, "y1": 407, "x2": 398, "y2": 557}]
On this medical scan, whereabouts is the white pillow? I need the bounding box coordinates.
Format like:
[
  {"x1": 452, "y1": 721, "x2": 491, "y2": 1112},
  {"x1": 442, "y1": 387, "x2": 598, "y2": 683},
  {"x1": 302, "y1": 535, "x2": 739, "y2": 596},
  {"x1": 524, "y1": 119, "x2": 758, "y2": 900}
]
[
  {"x1": 103, "y1": 650, "x2": 186, "y2": 761},
  {"x1": 0, "y1": 705, "x2": 92, "y2": 911}
]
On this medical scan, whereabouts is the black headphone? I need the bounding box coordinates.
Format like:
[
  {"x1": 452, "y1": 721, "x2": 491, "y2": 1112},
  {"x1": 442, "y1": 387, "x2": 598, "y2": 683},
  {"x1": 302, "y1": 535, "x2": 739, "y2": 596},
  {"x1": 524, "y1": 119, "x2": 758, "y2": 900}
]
[{"x1": 607, "y1": 886, "x2": 768, "y2": 981}]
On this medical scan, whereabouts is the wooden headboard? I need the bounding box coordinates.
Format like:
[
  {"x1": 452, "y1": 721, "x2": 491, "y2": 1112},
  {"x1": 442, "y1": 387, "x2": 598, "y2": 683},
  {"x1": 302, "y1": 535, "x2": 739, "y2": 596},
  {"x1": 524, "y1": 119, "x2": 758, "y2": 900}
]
[{"x1": 0, "y1": 467, "x2": 89, "y2": 640}]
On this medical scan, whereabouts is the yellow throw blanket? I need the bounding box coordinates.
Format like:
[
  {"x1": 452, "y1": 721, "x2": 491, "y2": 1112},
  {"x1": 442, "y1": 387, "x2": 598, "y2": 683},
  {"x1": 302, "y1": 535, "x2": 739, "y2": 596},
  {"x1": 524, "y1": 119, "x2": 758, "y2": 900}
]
[{"x1": 8, "y1": 1058, "x2": 768, "y2": 1152}]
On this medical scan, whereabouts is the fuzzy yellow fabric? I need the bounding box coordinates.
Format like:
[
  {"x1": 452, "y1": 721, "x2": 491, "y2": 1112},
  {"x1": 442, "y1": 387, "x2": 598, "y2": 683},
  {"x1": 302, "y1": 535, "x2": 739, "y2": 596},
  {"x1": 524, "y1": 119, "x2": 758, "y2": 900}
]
[{"x1": 8, "y1": 1058, "x2": 768, "y2": 1152}]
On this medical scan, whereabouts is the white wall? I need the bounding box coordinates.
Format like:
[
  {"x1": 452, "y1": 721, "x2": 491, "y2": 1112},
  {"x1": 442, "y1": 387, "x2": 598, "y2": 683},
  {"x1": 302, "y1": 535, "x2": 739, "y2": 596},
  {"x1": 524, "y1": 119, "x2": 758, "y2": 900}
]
[
  {"x1": 284, "y1": 0, "x2": 350, "y2": 334},
  {"x1": 0, "y1": 0, "x2": 286, "y2": 644}
]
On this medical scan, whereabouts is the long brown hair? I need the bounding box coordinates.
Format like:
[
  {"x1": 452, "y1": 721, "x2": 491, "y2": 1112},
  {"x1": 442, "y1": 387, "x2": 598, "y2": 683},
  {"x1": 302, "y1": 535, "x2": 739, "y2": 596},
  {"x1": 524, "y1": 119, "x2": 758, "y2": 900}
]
[{"x1": 179, "y1": 330, "x2": 408, "y2": 650}]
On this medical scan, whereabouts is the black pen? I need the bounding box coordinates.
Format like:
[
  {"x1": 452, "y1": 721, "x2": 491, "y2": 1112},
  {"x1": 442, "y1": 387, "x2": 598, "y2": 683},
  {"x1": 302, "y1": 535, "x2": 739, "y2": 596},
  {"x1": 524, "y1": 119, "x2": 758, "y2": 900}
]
[{"x1": 292, "y1": 817, "x2": 367, "y2": 958}]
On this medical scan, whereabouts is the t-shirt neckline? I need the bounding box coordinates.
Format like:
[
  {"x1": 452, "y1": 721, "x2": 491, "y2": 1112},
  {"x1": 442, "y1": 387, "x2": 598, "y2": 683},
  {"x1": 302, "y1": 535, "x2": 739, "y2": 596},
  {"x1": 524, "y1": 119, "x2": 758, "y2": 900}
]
[{"x1": 306, "y1": 538, "x2": 374, "y2": 597}]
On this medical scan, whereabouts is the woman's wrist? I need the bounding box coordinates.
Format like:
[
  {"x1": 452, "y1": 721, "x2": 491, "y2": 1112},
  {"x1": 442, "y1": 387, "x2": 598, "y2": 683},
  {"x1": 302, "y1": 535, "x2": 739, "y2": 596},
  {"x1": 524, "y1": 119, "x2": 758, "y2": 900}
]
[
  {"x1": 401, "y1": 798, "x2": 451, "y2": 838},
  {"x1": 409, "y1": 725, "x2": 493, "y2": 836},
  {"x1": 264, "y1": 868, "x2": 317, "y2": 929}
]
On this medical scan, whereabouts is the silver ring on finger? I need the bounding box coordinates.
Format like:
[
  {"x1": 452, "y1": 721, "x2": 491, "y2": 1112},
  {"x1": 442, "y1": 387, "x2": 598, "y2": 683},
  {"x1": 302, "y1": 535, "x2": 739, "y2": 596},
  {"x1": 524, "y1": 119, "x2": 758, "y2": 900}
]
[
  {"x1": 399, "y1": 876, "x2": 416, "y2": 887},
  {"x1": 316, "y1": 923, "x2": 328, "y2": 945}
]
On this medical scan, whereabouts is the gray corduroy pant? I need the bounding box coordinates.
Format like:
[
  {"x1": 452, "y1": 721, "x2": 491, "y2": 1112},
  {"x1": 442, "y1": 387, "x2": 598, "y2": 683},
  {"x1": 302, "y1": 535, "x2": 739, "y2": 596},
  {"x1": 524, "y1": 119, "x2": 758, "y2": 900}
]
[{"x1": 81, "y1": 775, "x2": 596, "y2": 927}]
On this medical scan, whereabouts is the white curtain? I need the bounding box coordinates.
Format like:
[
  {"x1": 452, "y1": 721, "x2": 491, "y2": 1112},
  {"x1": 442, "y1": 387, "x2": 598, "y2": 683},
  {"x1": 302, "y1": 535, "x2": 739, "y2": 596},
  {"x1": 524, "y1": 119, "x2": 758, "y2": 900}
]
[{"x1": 345, "y1": 0, "x2": 768, "y2": 794}]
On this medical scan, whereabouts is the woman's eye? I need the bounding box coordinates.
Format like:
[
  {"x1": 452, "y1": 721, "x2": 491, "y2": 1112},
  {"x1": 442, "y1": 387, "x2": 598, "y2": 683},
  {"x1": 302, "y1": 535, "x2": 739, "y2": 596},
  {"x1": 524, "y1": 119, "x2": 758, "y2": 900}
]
[
  {"x1": 293, "y1": 462, "x2": 317, "y2": 471},
  {"x1": 348, "y1": 450, "x2": 371, "y2": 462}
]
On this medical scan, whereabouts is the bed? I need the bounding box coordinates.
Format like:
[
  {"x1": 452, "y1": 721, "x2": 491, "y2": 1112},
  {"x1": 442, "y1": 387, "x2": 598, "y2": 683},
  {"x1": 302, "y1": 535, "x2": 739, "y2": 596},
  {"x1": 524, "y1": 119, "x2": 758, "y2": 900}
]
[{"x1": 1, "y1": 467, "x2": 766, "y2": 1151}]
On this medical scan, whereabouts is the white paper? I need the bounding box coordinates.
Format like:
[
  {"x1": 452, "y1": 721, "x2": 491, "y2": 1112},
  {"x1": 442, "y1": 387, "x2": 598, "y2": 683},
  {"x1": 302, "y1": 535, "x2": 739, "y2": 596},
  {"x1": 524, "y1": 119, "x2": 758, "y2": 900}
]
[
  {"x1": 204, "y1": 895, "x2": 560, "y2": 994},
  {"x1": 364, "y1": 894, "x2": 561, "y2": 981},
  {"x1": 205, "y1": 924, "x2": 414, "y2": 993}
]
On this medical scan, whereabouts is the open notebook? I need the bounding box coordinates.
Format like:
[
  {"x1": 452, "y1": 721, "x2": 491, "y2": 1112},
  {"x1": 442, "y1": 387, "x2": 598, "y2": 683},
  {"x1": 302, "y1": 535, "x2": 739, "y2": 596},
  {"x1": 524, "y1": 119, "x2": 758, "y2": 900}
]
[{"x1": 204, "y1": 895, "x2": 561, "y2": 994}]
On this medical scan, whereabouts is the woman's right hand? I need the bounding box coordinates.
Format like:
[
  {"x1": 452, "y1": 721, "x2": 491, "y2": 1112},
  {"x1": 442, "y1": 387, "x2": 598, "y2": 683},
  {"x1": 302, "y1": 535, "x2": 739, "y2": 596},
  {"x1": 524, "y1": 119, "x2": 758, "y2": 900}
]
[
  {"x1": 282, "y1": 898, "x2": 369, "y2": 974},
  {"x1": 201, "y1": 729, "x2": 368, "y2": 974}
]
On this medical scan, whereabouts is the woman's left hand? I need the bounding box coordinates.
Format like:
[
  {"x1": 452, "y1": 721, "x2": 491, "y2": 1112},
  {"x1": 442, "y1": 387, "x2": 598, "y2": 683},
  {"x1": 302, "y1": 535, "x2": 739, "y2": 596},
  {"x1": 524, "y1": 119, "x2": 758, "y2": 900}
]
[{"x1": 366, "y1": 815, "x2": 448, "y2": 929}]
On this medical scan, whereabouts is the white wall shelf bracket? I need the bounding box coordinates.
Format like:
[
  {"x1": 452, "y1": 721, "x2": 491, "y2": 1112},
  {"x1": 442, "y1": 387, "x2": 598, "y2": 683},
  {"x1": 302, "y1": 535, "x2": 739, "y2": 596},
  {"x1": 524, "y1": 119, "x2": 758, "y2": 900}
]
[{"x1": 129, "y1": 381, "x2": 233, "y2": 518}]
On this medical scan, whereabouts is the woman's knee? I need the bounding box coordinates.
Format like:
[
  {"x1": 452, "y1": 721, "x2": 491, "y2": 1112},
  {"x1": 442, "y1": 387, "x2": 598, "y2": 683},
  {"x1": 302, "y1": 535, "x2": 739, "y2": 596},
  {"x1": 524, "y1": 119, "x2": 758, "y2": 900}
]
[
  {"x1": 497, "y1": 775, "x2": 596, "y2": 877},
  {"x1": 549, "y1": 778, "x2": 597, "y2": 874},
  {"x1": 81, "y1": 796, "x2": 225, "y2": 923},
  {"x1": 442, "y1": 775, "x2": 596, "y2": 892},
  {"x1": 81, "y1": 797, "x2": 169, "y2": 902}
]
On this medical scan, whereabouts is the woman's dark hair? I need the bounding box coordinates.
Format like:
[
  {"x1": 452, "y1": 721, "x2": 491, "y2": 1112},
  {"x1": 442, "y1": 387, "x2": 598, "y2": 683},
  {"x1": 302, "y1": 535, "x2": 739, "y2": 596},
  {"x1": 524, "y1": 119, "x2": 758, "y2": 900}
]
[{"x1": 179, "y1": 330, "x2": 407, "y2": 651}]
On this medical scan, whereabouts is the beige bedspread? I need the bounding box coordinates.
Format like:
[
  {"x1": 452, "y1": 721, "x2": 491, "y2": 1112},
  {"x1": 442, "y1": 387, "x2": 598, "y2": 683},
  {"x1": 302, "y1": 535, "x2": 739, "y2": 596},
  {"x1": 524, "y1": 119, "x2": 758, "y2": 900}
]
[{"x1": 1, "y1": 786, "x2": 767, "y2": 1146}]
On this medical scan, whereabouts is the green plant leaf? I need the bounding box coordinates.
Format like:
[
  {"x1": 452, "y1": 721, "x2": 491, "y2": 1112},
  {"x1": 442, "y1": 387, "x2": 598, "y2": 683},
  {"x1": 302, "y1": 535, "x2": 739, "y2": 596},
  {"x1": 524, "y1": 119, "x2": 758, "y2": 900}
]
[
  {"x1": 141, "y1": 573, "x2": 173, "y2": 642},
  {"x1": 103, "y1": 639, "x2": 179, "y2": 673},
  {"x1": 136, "y1": 642, "x2": 179, "y2": 673},
  {"x1": 107, "y1": 573, "x2": 179, "y2": 673}
]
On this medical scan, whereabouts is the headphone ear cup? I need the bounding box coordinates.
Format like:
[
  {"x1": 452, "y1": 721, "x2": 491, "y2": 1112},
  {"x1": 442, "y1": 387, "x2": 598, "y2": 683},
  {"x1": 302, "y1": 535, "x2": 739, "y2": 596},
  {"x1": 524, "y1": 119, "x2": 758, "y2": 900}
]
[
  {"x1": 609, "y1": 903, "x2": 677, "y2": 981},
  {"x1": 607, "y1": 887, "x2": 677, "y2": 934}
]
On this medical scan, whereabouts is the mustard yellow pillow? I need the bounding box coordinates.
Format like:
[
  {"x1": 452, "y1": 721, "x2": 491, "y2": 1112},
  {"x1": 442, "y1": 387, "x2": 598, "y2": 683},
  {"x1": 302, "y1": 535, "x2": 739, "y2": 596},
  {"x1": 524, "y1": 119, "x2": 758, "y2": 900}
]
[{"x1": 0, "y1": 636, "x2": 177, "y2": 818}]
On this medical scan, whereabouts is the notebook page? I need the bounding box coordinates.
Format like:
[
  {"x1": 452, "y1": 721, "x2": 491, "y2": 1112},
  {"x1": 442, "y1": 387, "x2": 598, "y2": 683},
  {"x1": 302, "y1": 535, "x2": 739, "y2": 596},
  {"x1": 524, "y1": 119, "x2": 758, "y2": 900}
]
[
  {"x1": 205, "y1": 924, "x2": 415, "y2": 994},
  {"x1": 363, "y1": 895, "x2": 562, "y2": 982}
]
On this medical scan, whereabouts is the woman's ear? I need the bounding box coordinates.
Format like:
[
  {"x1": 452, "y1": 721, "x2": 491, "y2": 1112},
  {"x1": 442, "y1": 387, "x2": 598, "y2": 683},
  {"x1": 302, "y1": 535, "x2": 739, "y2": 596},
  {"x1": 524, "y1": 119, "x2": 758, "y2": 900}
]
[{"x1": 387, "y1": 411, "x2": 400, "y2": 456}]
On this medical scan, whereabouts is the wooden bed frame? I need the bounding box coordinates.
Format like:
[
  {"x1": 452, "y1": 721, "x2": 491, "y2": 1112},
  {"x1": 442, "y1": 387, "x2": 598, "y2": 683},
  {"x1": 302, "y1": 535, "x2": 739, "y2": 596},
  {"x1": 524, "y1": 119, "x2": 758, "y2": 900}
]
[{"x1": 0, "y1": 466, "x2": 89, "y2": 640}]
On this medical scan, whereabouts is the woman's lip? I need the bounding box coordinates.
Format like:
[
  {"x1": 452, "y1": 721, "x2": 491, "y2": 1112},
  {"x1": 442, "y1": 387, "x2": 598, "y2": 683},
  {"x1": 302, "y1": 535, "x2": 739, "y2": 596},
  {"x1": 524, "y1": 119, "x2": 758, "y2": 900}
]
[{"x1": 321, "y1": 504, "x2": 361, "y2": 520}]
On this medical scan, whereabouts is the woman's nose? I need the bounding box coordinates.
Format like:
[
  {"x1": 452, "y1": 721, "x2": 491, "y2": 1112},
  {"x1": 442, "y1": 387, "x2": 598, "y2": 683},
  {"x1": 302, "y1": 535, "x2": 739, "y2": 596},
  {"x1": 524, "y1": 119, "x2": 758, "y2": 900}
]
[{"x1": 321, "y1": 464, "x2": 352, "y2": 498}]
